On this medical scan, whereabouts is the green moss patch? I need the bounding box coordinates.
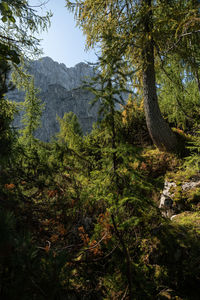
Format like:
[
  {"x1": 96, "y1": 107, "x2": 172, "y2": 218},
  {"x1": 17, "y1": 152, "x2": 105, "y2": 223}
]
[{"x1": 171, "y1": 211, "x2": 200, "y2": 233}]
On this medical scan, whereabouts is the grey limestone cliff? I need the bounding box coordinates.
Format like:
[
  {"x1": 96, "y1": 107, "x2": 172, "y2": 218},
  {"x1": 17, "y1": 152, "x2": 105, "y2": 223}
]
[{"x1": 7, "y1": 57, "x2": 98, "y2": 141}]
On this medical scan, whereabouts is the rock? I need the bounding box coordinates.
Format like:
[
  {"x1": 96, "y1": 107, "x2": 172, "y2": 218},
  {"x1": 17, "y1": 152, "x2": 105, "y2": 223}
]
[
  {"x1": 35, "y1": 84, "x2": 98, "y2": 141},
  {"x1": 159, "y1": 181, "x2": 176, "y2": 217},
  {"x1": 29, "y1": 57, "x2": 95, "y2": 92},
  {"x1": 182, "y1": 180, "x2": 200, "y2": 191},
  {"x1": 7, "y1": 57, "x2": 99, "y2": 141},
  {"x1": 159, "y1": 181, "x2": 176, "y2": 204},
  {"x1": 170, "y1": 214, "x2": 178, "y2": 220},
  {"x1": 159, "y1": 178, "x2": 200, "y2": 218}
]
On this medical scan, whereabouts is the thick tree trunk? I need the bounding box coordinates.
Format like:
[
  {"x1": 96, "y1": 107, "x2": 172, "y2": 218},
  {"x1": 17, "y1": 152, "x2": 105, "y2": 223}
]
[
  {"x1": 142, "y1": 42, "x2": 178, "y2": 151},
  {"x1": 142, "y1": 0, "x2": 178, "y2": 152}
]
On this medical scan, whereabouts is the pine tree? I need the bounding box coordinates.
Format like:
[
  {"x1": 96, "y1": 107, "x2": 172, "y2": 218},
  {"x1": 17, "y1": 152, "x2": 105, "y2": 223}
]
[
  {"x1": 57, "y1": 112, "x2": 83, "y2": 150},
  {"x1": 0, "y1": 0, "x2": 51, "y2": 163},
  {"x1": 66, "y1": 0, "x2": 200, "y2": 152},
  {"x1": 20, "y1": 77, "x2": 44, "y2": 146},
  {"x1": 0, "y1": 60, "x2": 16, "y2": 164},
  {"x1": 0, "y1": 0, "x2": 51, "y2": 63},
  {"x1": 84, "y1": 28, "x2": 134, "y2": 186},
  {"x1": 157, "y1": 55, "x2": 200, "y2": 130}
]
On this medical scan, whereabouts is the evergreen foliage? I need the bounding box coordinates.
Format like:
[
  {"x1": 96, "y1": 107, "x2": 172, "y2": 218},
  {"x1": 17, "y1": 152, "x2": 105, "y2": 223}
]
[
  {"x1": 157, "y1": 56, "x2": 200, "y2": 130},
  {"x1": 14, "y1": 73, "x2": 44, "y2": 146},
  {"x1": 185, "y1": 130, "x2": 200, "y2": 172},
  {"x1": 57, "y1": 112, "x2": 83, "y2": 148},
  {"x1": 66, "y1": 0, "x2": 200, "y2": 152},
  {"x1": 0, "y1": 0, "x2": 51, "y2": 63},
  {"x1": 0, "y1": 60, "x2": 17, "y2": 165},
  {"x1": 0, "y1": 1, "x2": 200, "y2": 299}
]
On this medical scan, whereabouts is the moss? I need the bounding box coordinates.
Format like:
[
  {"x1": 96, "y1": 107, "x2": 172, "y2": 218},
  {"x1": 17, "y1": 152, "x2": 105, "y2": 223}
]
[
  {"x1": 166, "y1": 168, "x2": 197, "y2": 183},
  {"x1": 187, "y1": 187, "x2": 200, "y2": 203},
  {"x1": 141, "y1": 147, "x2": 181, "y2": 179},
  {"x1": 171, "y1": 211, "x2": 200, "y2": 234},
  {"x1": 165, "y1": 167, "x2": 200, "y2": 211},
  {"x1": 172, "y1": 128, "x2": 194, "y2": 157},
  {"x1": 150, "y1": 220, "x2": 200, "y2": 299},
  {"x1": 173, "y1": 188, "x2": 185, "y2": 203}
]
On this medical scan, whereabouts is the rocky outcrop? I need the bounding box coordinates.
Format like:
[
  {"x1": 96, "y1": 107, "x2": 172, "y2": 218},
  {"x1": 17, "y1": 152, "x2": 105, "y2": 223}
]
[
  {"x1": 7, "y1": 57, "x2": 98, "y2": 141},
  {"x1": 36, "y1": 84, "x2": 98, "y2": 141},
  {"x1": 29, "y1": 57, "x2": 95, "y2": 92},
  {"x1": 159, "y1": 181, "x2": 176, "y2": 218},
  {"x1": 159, "y1": 178, "x2": 200, "y2": 218}
]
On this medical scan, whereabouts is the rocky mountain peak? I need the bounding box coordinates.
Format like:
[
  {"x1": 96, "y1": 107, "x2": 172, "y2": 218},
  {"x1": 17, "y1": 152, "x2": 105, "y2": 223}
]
[
  {"x1": 8, "y1": 57, "x2": 98, "y2": 141},
  {"x1": 28, "y1": 56, "x2": 95, "y2": 92}
]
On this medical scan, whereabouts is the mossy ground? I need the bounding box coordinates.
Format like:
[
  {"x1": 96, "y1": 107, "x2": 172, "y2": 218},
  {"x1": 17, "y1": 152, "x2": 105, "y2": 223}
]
[{"x1": 171, "y1": 211, "x2": 200, "y2": 233}]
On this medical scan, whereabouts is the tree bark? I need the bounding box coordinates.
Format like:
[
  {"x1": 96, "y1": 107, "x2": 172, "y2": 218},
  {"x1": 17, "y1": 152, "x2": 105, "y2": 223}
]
[{"x1": 142, "y1": 0, "x2": 178, "y2": 152}]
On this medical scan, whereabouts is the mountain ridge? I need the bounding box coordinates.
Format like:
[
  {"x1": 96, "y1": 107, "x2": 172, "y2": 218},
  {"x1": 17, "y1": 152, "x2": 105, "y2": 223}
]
[{"x1": 7, "y1": 56, "x2": 99, "y2": 141}]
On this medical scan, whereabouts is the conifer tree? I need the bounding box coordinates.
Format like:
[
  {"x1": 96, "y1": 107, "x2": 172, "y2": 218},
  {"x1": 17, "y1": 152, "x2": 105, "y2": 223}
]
[
  {"x1": 0, "y1": 0, "x2": 51, "y2": 161},
  {"x1": 0, "y1": 60, "x2": 16, "y2": 164},
  {"x1": 157, "y1": 55, "x2": 200, "y2": 130},
  {"x1": 85, "y1": 31, "x2": 130, "y2": 190},
  {"x1": 0, "y1": 0, "x2": 51, "y2": 63},
  {"x1": 57, "y1": 112, "x2": 83, "y2": 150},
  {"x1": 20, "y1": 77, "x2": 44, "y2": 146},
  {"x1": 66, "y1": 0, "x2": 200, "y2": 152}
]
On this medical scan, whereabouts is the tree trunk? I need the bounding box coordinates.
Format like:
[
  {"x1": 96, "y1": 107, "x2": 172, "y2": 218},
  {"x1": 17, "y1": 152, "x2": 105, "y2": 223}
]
[
  {"x1": 142, "y1": 0, "x2": 178, "y2": 152},
  {"x1": 142, "y1": 42, "x2": 178, "y2": 151}
]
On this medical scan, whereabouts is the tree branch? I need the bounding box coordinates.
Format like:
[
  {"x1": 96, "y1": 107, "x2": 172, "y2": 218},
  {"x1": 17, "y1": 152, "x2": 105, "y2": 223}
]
[{"x1": 111, "y1": 214, "x2": 133, "y2": 299}]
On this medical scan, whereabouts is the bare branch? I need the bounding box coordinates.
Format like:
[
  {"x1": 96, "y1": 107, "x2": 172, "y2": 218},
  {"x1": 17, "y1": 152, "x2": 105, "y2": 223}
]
[{"x1": 28, "y1": 0, "x2": 50, "y2": 8}]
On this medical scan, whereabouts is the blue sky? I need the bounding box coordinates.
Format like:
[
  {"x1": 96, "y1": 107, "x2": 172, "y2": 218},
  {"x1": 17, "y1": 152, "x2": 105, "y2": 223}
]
[{"x1": 35, "y1": 0, "x2": 97, "y2": 67}]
